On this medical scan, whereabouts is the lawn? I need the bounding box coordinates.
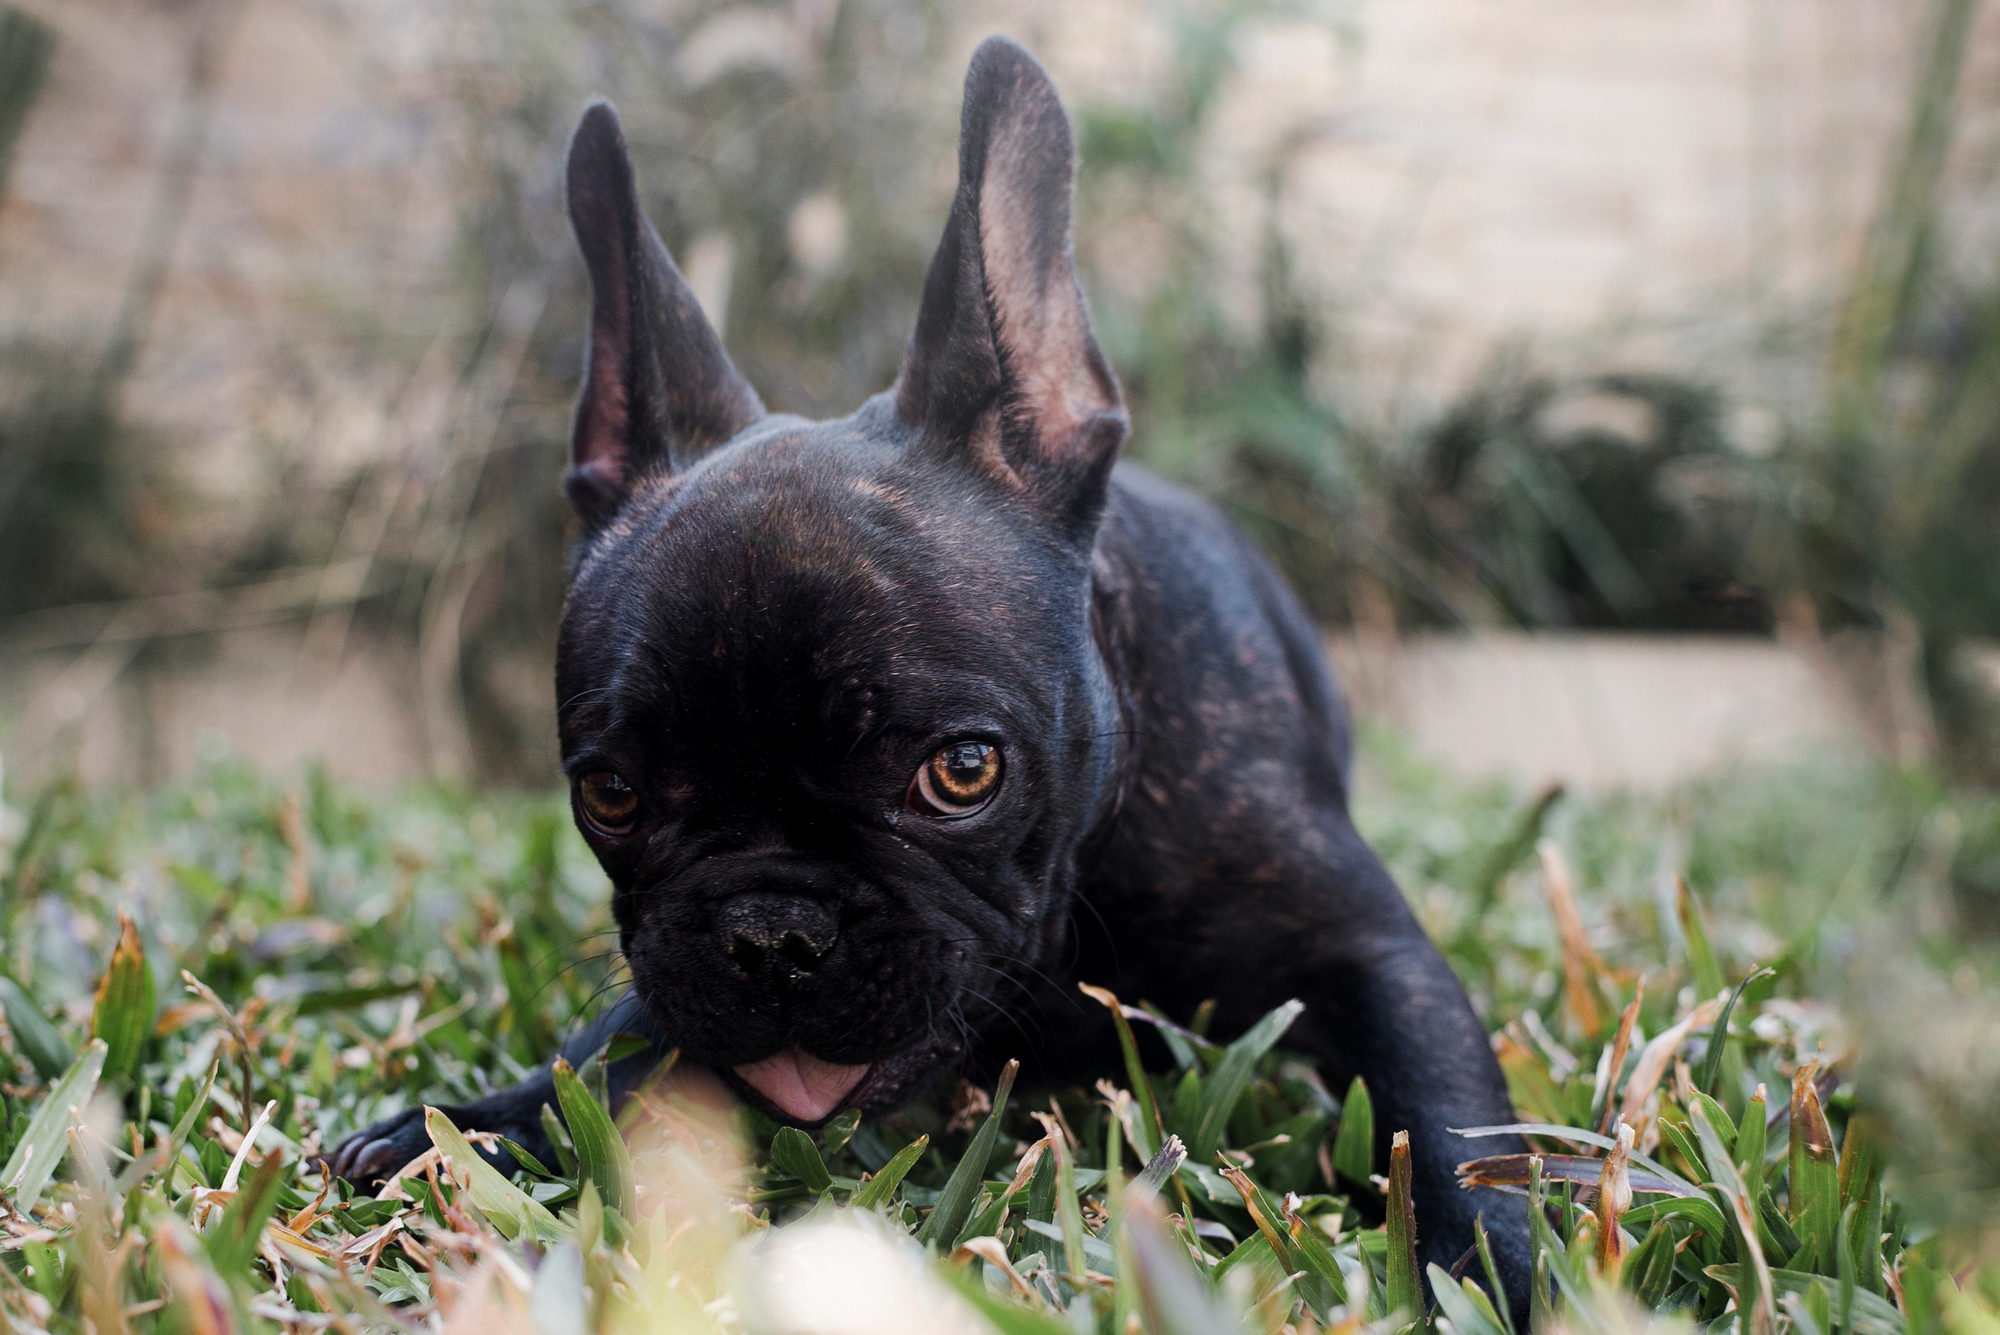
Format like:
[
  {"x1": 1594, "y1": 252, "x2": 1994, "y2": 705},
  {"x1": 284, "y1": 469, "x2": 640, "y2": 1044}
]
[{"x1": 0, "y1": 732, "x2": 1996, "y2": 1334}]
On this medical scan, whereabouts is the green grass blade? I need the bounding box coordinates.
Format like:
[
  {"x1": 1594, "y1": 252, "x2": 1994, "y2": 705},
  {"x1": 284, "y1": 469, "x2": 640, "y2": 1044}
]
[
  {"x1": 1, "y1": 1038, "x2": 106, "y2": 1211},
  {"x1": 1735, "y1": 1085, "x2": 1768, "y2": 1194},
  {"x1": 205, "y1": 1151, "x2": 286, "y2": 1278},
  {"x1": 1467, "y1": 783, "x2": 1566, "y2": 920},
  {"x1": 769, "y1": 1126, "x2": 833, "y2": 1194},
  {"x1": 1475, "y1": 1212, "x2": 1516, "y2": 1335},
  {"x1": 850, "y1": 1134, "x2": 928, "y2": 1211},
  {"x1": 1190, "y1": 998, "x2": 1303, "y2": 1162},
  {"x1": 1626, "y1": 1218, "x2": 1679, "y2": 1308},
  {"x1": 1135, "y1": 1133, "x2": 1187, "y2": 1193},
  {"x1": 1677, "y1": 878, "x2": 1726, "y2": 999},
  {"x1": 498, "y1": 1137, "x2": 556, "y2": 1178},
  {"x1": 1212, "y1": 1229, "x2": 1279, "y2": 1284},
  {"x1": 425, "y1": 1106, "x2": 566, "y2": 1243},
  {"x1": 1837, "y1": 1202, "x2": 1859, "y2": 1333},
  {"x1": 1696, "y1": 966, "x2": 1771, "y2": 1099},
  {"x1": 1624, "y1": 1193, "x2": 1734, "y2": 1246},
  {"x1": 1169, "y1": 1067, "x2": 1201, "y2": 1141},
  {"x1": 1431, "y1": 1263, "x2": 1509, "y2": 1335},
  {"x1": 1022, "y1": 1142, "x2": 1060, "y2": 1272},
  {"x1": 1124, "y1": 1191, "x2": 1250, "y2": 1335},
  {"x1": 89, "y1": 912, "x2": 156, "y2": 1081},
  {"x1": 1220, "y1": 1161, "x2": 1301, "y2": 1275},
  {"x1": 1332, "y1": 1075, "x2": 1375, "y2": 1188},
  {"x1": 144, "y1": 1061, "x2": 218, "y2": 1191},
  {"x1": 552, "y1": 1056, "x2": 634, "y2": 1218},
  {"x1": 0, "y1": 975, "x2": 72, "y2": 1080},
  {"x1": 944, "y1": 1270, "x2": 1077, "y2": 1335},
  {"x1": 1051, "y1": 1115, "x2": 1089, "y2": 1289},
  {"x1": 915, "y1": 1059, "x2": 1016, "y2": 1247},
  {"x1": 1080, "y1": 982, "x2": 1163, "y2": 1157},
  {"x1": 1692, "y1": 1099, "x2": 1775, "y2": 1335},
  {"x1": 540, "y1": 1101, "x2": 578, "y2": 1176},
  {"x1": 1850, "y1": 1175, "x2": 1885, "y2": 1297},
  {"x1": 1767, "y1": 1268, "x2": 1905, "y2": 1335},
  {"x1": 1386, "y1": 1129, "x2": 1422, "y2": 1322},
  {"x1": 1839, "y1": 1114, "x2": 1884, "y2": 1212},
  {"x1": 1287, "y1": 1196, "x2": 1351, "y2": 1309},
  {"x1": 954, "y1": 1187, "x2": 1010, "y2": 1247},
  {"x1": 1527, "y1": 1156, "x2": 1575, "y2": 1328},
  {"x1": 1789, "y1": 1071, "x2": 1840, "y2": 1275}
]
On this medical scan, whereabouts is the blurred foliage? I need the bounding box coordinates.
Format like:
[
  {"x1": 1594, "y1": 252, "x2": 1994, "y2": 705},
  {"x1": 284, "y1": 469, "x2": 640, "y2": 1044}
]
[
  {"x1": 0, "y1": 348, "x2": 168, "y2": 619},
  {"x1": 2, "y1": 743, "x2": 2000, "y2": 1328},
  {"x1": 0, "y1": 0, "x2": 1996, "y2": 781},
  {"x1": 0, "y1": 4, "x2": 52, "y2": 200}
]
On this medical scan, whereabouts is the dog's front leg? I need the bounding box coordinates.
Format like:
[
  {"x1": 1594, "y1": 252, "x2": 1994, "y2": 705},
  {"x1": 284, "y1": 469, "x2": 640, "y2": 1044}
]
[
  {"x1": 328, "y1": 988, "x2": 671, "y2": 1186},
  {"x1": 1278, "y1": 827, "x2": 1534, "y2": 1320}
]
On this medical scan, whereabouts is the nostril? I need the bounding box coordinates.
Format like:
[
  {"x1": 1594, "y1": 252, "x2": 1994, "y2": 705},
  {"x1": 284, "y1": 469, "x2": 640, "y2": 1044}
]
[
  {"x1": 718, "y1": 894, "x2": 839, "y2": 985},
  {"x1": 780, "y1": 929, "x2": 829, "y2": 972},
  {"x1": 726, "y1": 932, "x2": 770, "y2": 975}
]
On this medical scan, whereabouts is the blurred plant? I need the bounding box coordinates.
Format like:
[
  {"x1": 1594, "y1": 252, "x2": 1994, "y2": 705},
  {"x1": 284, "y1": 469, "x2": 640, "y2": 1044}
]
[
  {"x1": 1068, "y1": 5, "x2": 1775, "y2": 636},
  {"x1": 189, "y1": 0, "x2": 967, "y2": 782},
  {"x1": 2, "y1": 0, "x2": 1997, "y2": 787},
  {"x1": 1779, "y1": 0, "x2": 2000, "y2": 782},
  {"x1": 0, "y1": 5, "x2": 52, "y2": 202}
]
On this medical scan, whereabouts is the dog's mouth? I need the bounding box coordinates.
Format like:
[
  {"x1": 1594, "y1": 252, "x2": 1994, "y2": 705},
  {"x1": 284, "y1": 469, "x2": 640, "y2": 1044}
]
[
  {"x1": 723, "y1": 1028, "x2": 968, "y2": 1125},
  {"x1": 732, "y1": 1048, "x2": 872, "y2": 1123}
]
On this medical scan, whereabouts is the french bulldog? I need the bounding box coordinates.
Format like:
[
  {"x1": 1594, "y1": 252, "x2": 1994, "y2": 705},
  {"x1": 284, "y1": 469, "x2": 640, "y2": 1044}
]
[{"x1": 332, "y1": 35, "x2": 1529, "y2": 1305}]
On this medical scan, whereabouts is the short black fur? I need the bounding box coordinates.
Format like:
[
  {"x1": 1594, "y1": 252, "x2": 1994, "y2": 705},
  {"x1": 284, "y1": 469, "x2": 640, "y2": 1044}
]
[{"x1": 332, "y1": 36, "x2": 1531, "y2": 1316}]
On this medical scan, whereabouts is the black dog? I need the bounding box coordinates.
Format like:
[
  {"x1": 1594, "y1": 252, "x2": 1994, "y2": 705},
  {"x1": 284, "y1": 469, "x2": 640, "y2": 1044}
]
[{"x1": 333, "y1": 36, "x2": 1528, "y2": 1302}]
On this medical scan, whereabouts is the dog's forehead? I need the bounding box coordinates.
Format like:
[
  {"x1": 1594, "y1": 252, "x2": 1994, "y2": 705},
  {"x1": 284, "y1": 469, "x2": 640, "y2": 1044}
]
[
  {"x1": 563, "y1": 417, "x2": 1077, "y2": 725},
  {"x1": 655, "y1": 421, "x2": 1028, "y2": 607}
]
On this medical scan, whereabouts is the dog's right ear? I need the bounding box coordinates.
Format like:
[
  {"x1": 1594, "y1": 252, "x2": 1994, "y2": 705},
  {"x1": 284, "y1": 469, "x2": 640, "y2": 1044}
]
[{"x1": 564, "y1": 100, "x2": 762, "y2": 525}]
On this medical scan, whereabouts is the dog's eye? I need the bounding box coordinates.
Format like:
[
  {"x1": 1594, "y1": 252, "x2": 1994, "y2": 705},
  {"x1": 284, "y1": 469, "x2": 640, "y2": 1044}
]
[
  {"x1": 908, "y1": 741, "x2": 1003, "y2": 818},
  {"x1": 576, "y1": 770, "x2": 638, "y2": 835}
]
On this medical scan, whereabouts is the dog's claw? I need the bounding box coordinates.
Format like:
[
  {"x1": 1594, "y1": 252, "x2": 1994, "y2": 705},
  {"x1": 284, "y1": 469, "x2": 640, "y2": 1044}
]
[{"x1": 328, "y1": 1107, "x2": 434, "y2": 1188}]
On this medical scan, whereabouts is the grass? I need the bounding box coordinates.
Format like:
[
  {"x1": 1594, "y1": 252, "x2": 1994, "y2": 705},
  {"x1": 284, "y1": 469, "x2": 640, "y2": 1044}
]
[{"x1": 1, "y1": 735, "x2": 1998, "y2": 1334}]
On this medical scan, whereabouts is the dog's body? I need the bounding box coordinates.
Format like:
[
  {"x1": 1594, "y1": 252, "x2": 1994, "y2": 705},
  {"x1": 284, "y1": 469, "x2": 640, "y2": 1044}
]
[{"x1": 333, "y1": 37, "x2": 1529, "y2": 1303}]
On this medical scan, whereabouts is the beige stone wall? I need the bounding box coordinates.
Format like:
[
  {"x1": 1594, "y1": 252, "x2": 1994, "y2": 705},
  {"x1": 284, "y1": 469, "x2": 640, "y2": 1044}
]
[
  {"x1": 2, "y1": 0, "x2": 1994, "y2": 791},
  {"x1": 8, "y1": 0, "x2": 1996, "y2": 460}
]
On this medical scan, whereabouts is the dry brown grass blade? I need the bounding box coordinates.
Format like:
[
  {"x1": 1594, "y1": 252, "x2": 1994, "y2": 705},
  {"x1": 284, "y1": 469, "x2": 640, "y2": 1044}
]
[
  {"x1": 1538, "y1": 839, "x2": 1609, "y2": 1038},
  {"x1": 1597, "y1": 979, "x2": 1644, "y2": 1135},
  {"x1": 1593, "y1": 1121, "x2": 1634, "y2": 1277},
  {"x1": 1617, "y1": 996, "x2": 1724, "y2": 1131},
  {"x1": 1455, "y1": 1153, "x2": 1692, "y2": 1199},
  {"x1": 953, "y1": 1235, "x2": 1045, "y2": 1304}
]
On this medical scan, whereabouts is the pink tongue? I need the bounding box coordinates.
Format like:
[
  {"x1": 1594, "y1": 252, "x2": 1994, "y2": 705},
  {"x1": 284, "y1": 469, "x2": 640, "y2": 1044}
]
[{"x1": 733, "y1": 1048, "x2": 870, "y2": 1122}]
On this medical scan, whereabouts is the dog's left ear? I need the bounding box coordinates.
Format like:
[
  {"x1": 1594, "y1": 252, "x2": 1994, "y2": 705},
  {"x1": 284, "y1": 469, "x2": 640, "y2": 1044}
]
[
  {"x1": 565, "y1": 100, "x2": 763, "y2": 525},
  {"x1": 897, "y1": 37, "x2": 1126, "y2": 533}
]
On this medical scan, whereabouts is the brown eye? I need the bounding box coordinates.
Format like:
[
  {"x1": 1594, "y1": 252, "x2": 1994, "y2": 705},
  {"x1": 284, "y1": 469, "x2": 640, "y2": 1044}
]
[
  {"x1": 577, "y1": 771, "x2": 638, "y2": 835},
  {"x1": 908, "y1": 741, "x2": 1002, "y2": 818}
]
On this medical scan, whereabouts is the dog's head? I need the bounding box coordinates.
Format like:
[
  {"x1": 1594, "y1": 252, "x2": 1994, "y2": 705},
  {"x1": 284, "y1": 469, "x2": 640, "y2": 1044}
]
[{"x1": 554, "y1": 39, "x2": 1128, "y2": 1122}]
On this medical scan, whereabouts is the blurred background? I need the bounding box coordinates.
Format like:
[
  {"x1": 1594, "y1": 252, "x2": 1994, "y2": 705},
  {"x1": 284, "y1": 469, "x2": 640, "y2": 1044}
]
[{"x1": 1, "y1": 0, "x2": 1998, "y2": 793}]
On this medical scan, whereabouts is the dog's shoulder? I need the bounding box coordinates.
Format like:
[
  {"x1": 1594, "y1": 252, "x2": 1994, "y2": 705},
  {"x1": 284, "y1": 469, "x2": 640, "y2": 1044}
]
[{"x1": 1095, "y1": 459, "x2": 1354, "y2": 799}]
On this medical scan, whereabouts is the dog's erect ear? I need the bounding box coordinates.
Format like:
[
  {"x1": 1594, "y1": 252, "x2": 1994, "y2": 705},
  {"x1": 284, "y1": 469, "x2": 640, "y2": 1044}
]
[
  {"x1": 564, "y1": 100, "x2": 762, "y2": 524},
  {"x1": 897, "y1": 38, "x2": 1126, "y2": 527}
]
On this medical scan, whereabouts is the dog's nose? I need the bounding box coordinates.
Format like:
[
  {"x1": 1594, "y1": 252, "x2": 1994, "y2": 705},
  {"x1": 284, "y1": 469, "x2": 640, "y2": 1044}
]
[{"x1": 717, "y1": 894, "x2": 838, "y2": 988}]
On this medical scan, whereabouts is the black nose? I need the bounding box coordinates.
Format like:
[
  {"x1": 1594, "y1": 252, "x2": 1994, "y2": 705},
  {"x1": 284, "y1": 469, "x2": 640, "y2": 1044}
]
[{"x1": 717, "y1": 894, "x2": 838, "y2": 989}]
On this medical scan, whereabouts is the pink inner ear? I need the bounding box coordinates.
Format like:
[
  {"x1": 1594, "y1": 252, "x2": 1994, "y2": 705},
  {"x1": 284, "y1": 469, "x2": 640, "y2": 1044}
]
[
  {"x1": 568, "y1": 451, "x2": 625, "y2": 493},
  {"x1": 976, "y1": 97, "x2": 1121, "y2": 462}
]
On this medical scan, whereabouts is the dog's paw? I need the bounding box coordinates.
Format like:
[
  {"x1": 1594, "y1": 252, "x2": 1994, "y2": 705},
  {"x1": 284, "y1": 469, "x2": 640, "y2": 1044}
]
[{"x1": 327, "y1": 1106, "x2": 439, "y2": 1187}]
